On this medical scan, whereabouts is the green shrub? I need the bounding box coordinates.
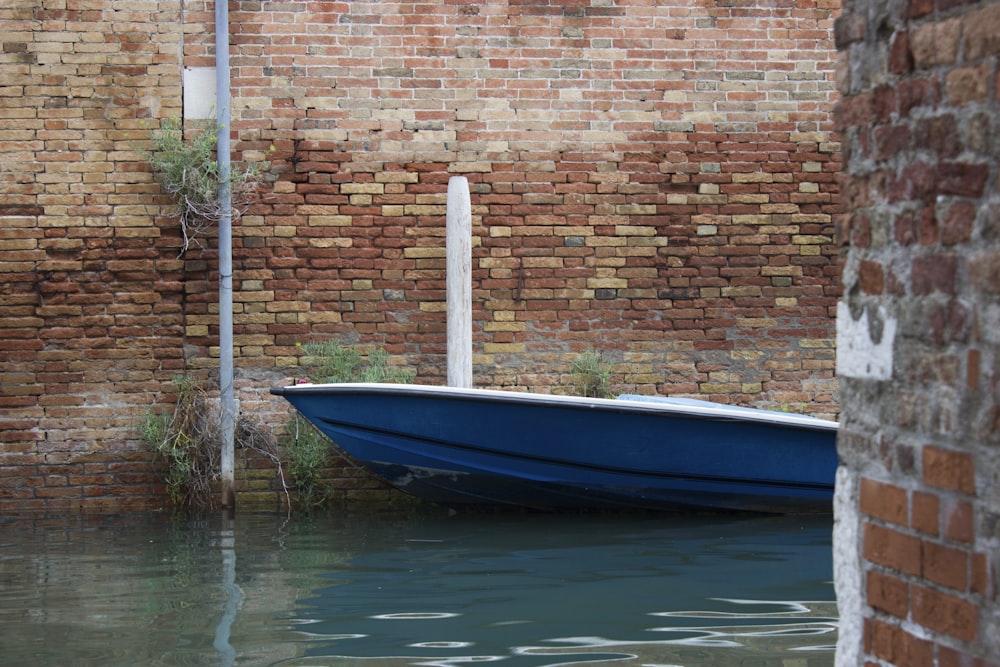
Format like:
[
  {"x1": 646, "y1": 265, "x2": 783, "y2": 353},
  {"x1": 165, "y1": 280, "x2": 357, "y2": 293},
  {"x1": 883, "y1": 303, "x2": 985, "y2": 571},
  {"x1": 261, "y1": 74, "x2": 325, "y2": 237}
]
[
  {"x1": 298, "y1": 340, "x2": 416, "y2": 384},
  {"x1": 571, "y1": 349, "x2": 613, "y2": 399},
  {"x1": 140, "y1": 375, "x2": 283, "y2": 508},
  {"x1": 282, "y1": 341, "x2": 415, "y2": 507},
  {"x1": 139, "y1": 375, "x2": 217, "y2": 506},
  {"x1": 147, "y1": 117, "x2": 270, "y2": 255}
]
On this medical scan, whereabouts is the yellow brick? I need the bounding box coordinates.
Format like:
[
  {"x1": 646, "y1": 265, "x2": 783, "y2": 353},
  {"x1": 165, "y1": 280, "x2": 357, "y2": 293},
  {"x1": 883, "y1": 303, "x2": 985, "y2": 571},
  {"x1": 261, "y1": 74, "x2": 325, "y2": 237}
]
[
  {"x1": 404, "y1": 205, "x2": 447, "y2": 216},
  {"x1": 419, "y1": 301, "x2": 447, "y2": 312},
  {"x1": 790, "y1": 131, "x2": 827, "y2": 143},
  {"x1": 700, "y1": 383, "x2": 740, "y2": 394},
  {"x1": 522, "y1": 257, "x2": 563, "y2": 268},
  {"x1": 340, "y1": 183, "x2": 385, "y2": 195},
  {"x1": 554, "y1": 226, "x2": 593, "y2": 236},
  {"x1": 484, "y1": 343, "x2": 525, "y2": 353},
  {"x1": 762, "y1": 265, "x2": 802, "y2": 276},
  {"x1": 586, "y1": 237, "x2": 626, "y2": 247},
  {"x1": 235, "y1": 291, "x2": 275, "y2": 303},
  {"x1": 732, "y1": 214, "x2": 772, "y2": 225},
  {"x1": 404, "y1": 247, "x2": 445, "y2": 259},
  {"x1": 615, "y1": 225, "x2": 656, "y2": 236},
  {"x1": 483, "y1": 321, "x2": 526, "y2": 332},
  {"x1": 449, "y1": 162, "x2": 492, "y2": 173},
  {"x1": 587, "y1": 277, "x2": 628, "y2": 289},
  {"x1": 615, "y1": 204, "x2": 657, "y2": 215},
  {"x1": 736, "y1": 317, "x2": 777, "y2": 328},
  {"x1": 375, "y1": 171, "x2": 419, "y2": 183},
  {"x1": 731, "y1": 194, "x2": 770, "y2": 204},
  {"x1": 793, "y1": 234, "x2": 833, "y2": 245},
  {"x1": 309, "y1": 237, "x2": 353, "y2": 248},
  {"x1": 732, "y1": 172, "x2": 774, "y2": 183},
  {"x1": 299, "y1": 205, "x2": 340, "y2": 215},
  {"x1": 762, "y1": 204, "x2": 799, "y2": 214},
  {"x1": 300, "y1": 312, "x2": 343, "y2": 323}
]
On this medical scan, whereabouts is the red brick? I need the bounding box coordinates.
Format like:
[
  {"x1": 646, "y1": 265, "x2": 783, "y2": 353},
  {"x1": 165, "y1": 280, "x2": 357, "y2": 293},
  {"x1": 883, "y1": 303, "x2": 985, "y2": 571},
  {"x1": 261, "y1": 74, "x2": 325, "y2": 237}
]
[
  {"x1": 971, "y1": 552, "x2": 993, "y2": 598},
  {"x1": 875, "y1": 124, "x2": 911, "y2": 161},
  {"x1": 922, "y1": 540, "x2": 969, "y2": 591},
  {"x1": 941, "y1": 201, "x2": 976, "y2": 246},
  {"x1": 869, "y1": 618, "x2": 934, "y2": 666},
  {"x1": 911, "y1": 254, "x2": 958, "y2": 296},
  {"x1": 937, "y1": 162, "x2": 989, "y2": 198},
  {"x1": 924, "y1": 447, "x2": 976, "y2": 494},
  {"x1": 912, "y1": 584, "x2": 978, "y2": 642},
  {"x1": 944, "y1": 498, "x2": 975, "y2": 544},
  {"x1": 860, "y1": 477, "x2": 907, "y2": 525},
  {"x1": 909, "y1": 0, "x2": 934, "y2": 17},
  {"x1": 864, "y1": 522, "x2": 922, "y2": 575},
  {"x1": 936, "y1": 644, "x2": 1000, "y2": 667},
  {"x1": 868, "y1": 569, "x2": 909, "y2": 617},
  {"x1": 911, "y1": 490, "x2": 940, "y2": 536},
  {"x1": 889, "y1": 30, "x2": 914, "y2": 75}
]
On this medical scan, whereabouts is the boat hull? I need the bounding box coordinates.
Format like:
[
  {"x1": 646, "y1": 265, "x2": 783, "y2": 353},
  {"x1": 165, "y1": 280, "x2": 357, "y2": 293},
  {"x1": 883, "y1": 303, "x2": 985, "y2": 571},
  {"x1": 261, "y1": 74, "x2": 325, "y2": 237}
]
[{"x1": 271, "y1": 383, "x2": 839, "y2": 513}]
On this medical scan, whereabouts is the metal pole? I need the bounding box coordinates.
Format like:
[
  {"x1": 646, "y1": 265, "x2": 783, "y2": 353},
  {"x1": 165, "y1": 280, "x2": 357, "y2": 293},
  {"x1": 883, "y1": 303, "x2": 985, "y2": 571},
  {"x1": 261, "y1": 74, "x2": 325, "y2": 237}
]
[
  {"x1": 216, "y1": 0, "x2": 235, "y2": 509},
  {"x1": 446, "y1": 176, "x2": 472, "y2": 388}
]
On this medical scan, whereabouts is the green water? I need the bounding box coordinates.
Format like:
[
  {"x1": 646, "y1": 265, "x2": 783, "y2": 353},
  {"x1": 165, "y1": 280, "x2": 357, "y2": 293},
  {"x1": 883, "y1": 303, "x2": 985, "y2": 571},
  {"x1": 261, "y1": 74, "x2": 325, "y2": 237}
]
[{"x1": 0, "y1": 511, "x2": 836, "y2": 666}]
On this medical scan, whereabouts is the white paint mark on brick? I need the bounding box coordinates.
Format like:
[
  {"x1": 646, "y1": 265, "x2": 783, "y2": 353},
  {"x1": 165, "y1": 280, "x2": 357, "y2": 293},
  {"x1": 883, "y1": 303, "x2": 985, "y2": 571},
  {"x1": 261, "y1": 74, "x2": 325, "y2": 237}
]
[
  {"x1": 183, "y1": 67, "x2": 216, "y2": 120},
  {"x1": 836, "y1": 301, "x2": 895, "y2": 380}
]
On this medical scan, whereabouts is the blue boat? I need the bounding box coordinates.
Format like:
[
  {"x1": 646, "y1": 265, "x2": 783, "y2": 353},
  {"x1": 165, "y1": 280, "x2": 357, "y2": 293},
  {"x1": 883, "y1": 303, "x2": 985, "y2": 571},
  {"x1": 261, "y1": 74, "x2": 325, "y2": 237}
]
[{"x1": 270, "y1": 383, "x2": 839, "y2": 513}]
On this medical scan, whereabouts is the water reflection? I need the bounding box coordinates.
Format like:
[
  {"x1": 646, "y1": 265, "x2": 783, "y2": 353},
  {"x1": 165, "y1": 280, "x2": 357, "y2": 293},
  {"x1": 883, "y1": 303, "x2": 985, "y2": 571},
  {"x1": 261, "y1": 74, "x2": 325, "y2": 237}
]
[{"x1": 0, "y1": 511, "x2": 835, "y2": 666}]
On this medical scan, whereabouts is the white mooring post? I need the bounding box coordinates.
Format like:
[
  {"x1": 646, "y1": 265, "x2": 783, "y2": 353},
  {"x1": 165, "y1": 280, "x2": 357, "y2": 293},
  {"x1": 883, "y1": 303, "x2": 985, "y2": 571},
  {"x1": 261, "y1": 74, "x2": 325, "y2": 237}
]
[
  {"x1": 446, "y1": 176, "x2": 472, "y2": 388},
  {"x1": 216, "y1": 0, "x2": 235, "y2": 511}
]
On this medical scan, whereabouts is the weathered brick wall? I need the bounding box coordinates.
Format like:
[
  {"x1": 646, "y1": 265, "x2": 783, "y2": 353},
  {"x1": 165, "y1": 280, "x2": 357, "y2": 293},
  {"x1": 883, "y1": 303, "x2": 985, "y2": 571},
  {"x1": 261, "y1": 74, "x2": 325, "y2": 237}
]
[
  {"x1": 0, "y1": 0, "x2": 187, "y2": 510},
  {"x1": 833, "y1": 0, "x2": 999, "y2": 662},
  {"x1": 1, "y1": 0, "x2": 842, "y2": 511}
]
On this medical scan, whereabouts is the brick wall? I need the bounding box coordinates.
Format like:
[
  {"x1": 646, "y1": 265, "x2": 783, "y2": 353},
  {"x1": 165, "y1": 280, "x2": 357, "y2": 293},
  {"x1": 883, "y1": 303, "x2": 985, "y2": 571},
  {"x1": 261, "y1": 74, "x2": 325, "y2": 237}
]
[
  {"x1": 834, "y1": 0, "x2": 999, "y2": 662},
  {"x1": 1, "y1": 0, "x2": 842, "y2": 511}
]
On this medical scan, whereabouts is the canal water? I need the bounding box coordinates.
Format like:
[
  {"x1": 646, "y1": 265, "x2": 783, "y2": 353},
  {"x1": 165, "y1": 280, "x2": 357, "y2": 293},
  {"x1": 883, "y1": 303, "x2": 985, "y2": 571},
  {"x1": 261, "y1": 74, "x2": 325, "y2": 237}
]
[{"x1": 0, "y1": 510, "x2": 837, "y2": 666}]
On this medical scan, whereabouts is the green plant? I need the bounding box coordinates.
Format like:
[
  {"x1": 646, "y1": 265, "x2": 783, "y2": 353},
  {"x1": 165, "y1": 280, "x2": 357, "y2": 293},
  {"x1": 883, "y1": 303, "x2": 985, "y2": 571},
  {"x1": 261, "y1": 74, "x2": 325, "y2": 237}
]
[
  {"x1": 140, "y1": 375, "x2": 287, "y2": 508},
  {"x1": 571, "y1": 349, "x2": 613, "y2": 399},
  {"x1": 298, "y1": 340, "x2": 416, "y2": 384},
  {"x1": 147, "y1": 117, "x2": 270, "y2": 255},
  {"x1": 279, "y1": 414, "x2": 335, "y2": 508},
  {"x1": 139, "y1": 375, "x2": 217, "y2": 506},
  {"x1": 281, "y1": 341, "x2": 415, "y2": 507}
]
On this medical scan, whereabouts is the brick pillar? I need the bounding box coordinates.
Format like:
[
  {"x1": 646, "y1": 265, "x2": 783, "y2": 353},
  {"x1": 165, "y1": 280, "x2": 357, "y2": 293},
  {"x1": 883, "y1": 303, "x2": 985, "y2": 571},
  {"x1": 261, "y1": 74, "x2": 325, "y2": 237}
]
[{"x1": 833, "y1": 0, "x2": 999, "y2": 664}]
